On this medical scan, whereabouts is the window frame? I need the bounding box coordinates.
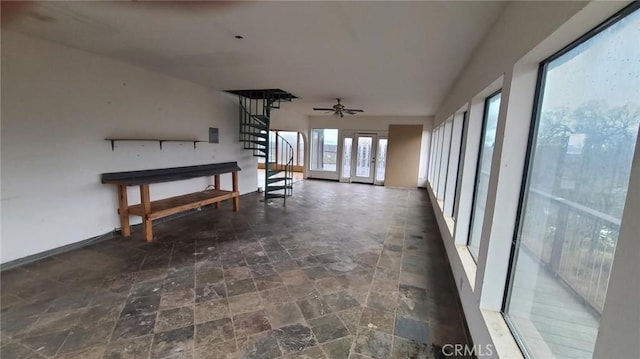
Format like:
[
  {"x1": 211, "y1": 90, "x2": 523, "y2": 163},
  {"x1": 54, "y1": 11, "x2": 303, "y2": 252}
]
[
  {"x1": 433, "y1": 126, "x2": 442, "y2": 193},
  {"x1": 435, "y1": 125, "x2": 446, "y2": 198},
  {"x1": 309, "y1": 128, "x2": 338, "y2": 172},
  {"x1": 429, "y1": 130, "x2": 437, "y2": 185},
  {"x1": 451, "y1": 111, "x2": 468, "y2": 218},
  {"x1": 466, "y1": 90, "x2": 502, "y2": 260},
  {"x1": 438, "y1": 119, "x2": 453, "y2": 202}
]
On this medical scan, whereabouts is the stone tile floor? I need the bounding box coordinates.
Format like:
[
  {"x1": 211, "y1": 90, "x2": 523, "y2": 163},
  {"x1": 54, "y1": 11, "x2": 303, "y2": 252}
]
[{"x1": 1, "y1": 180, "x2": 471, "y2": 358}]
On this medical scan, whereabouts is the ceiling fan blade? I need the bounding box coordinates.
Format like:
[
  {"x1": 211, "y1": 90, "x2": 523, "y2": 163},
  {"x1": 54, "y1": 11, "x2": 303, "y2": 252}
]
[
  {"x1": 343, "y1": 109, "x2": 364, "y2": 112},
  {"x1": 313, "y1": 108, "x2": 334, "y2": 111}
]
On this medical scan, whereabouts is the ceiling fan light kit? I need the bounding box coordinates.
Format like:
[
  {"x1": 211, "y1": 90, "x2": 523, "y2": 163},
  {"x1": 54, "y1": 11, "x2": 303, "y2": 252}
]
[{"x1": 313, "y1": 98, "x2": 364, "y2": 118}]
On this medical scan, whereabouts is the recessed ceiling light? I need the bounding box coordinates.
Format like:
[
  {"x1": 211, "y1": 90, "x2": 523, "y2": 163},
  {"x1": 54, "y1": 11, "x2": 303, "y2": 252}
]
[{"x1": 235, "y1": 35, "x2": 244, "y2": 39}]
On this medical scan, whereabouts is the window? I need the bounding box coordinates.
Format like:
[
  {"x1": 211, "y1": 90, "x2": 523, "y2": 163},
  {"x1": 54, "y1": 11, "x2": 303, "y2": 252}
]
[
  {"x1": 258, "y1": 130, "x2": 304, "y2": 168},
  {"x1": 269, "y1": 130, "x2": 277, "y2": 163},
  {"x1": 277, "y1": 131, "x2": 298, "y2": 166},
  {"x1": 505, "y1": 5, "x2": 640, "y2": 358},
  {"x1": 437, "y1": 120, "x2": 453, "y2": 201},
  {"x1": 298, "y1": 133, "x2": 305, "y2": 166},
  {"x1": 433, "y1": 126, "x2": 444, "y2": 196},
  {"x1": 375, "y1": 138, "x2": 388, "y2": 183},
  {"x1": 429, "y1": 130, "x2": 437, "y2": 184},
  {"x1": 445, "y1": 112, "x2": 466, "y2": 218},
  {"x1": 467, "y1": 92, "x2": 501, "y2": 259},
  {"x1": 310, "y1": 129, "x2": 338, "y2": 171}
]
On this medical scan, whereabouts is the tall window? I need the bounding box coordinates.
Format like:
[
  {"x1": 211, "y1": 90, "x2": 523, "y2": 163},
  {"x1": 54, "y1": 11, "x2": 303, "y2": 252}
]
[
  {"x1": 310, "y1": 129, "x2": 338, "y2": 171},
  {"x1": 429, "y1": 130, "x2": 437, "y2": 184},
  {"x1": 434, "y1": 126, "x2": 444, "y2": 196},
  {"x1": 446, "y1": 112, "x2": 466, "y2": 218},
  {"x1": 505, "y1": 5, "x2": 640, "y2": 358},
  {"x1": 437, "y1": 120, "x2": 453, "y2": 201},
  {"x1": 260, "y1": 130, "x2": 304, "y2": 169},
  {"x1": 468, "y1": 92, "x2": 501, "y2": 259},
  {"x1": 298, "y1": 133, "x2": 305, "y2": 166},
  {"x1": 277, "y1": 131, "x2": 298, "y2": 166}
]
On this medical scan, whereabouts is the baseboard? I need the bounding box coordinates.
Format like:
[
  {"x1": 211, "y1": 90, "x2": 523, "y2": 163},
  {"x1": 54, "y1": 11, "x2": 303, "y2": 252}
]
[
  {"x1": 0, "y1": 190, "x2": 258, "y2": 271},
  {"x1": 0, "y1": 230, "x2": 120, "y2": 271},
  {"x1": 306, "y1": 177, "x2": 339, "y2": 182}
]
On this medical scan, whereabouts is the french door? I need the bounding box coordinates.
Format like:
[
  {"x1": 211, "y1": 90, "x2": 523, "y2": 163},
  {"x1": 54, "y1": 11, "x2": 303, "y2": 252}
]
[
  {"x1": 340, "y1": 133, "x2": 387, "y2": 185},
  {"x1": 353, "y1": 134, "x2": 376, "y2": 183}
]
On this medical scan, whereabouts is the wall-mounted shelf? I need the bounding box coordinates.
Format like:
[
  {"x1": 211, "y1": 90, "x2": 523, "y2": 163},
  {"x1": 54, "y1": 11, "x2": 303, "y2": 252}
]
[{"x1": 105, "y1": 138, "x2": 207, "y2": 151}]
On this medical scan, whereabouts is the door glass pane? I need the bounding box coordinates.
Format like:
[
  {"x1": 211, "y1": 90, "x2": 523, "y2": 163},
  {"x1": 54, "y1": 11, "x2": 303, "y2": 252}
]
[
  {"x1": 376, "y1": 138, "x2": 388, "y2": 182},
  {"x1": 506, "y1": 7, "x2": 640, "y2": 359},
  {"x1": 356, "y1": 136, "x2": 373, "y2": 177},
  {"x1": 468, "y1": 92, "x2": 501, "y2": 259},
  {"x1": 310, "y1": 129, "x2": 338, "y2": 171},
  {"x1": 341, "y1": 137, "x2": 353, "y2": 180}
]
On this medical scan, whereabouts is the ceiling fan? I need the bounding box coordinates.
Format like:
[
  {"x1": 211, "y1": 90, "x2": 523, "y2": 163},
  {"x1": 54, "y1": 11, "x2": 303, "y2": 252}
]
[{"x1": 313, "y1": 98, "x2": 364, "y2": 118}]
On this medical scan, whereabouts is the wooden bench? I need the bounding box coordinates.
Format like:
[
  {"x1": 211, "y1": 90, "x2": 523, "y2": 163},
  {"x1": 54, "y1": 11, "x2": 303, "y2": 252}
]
[{"x1": 101, "y1": 162, "x2": 241, "y2": 242}]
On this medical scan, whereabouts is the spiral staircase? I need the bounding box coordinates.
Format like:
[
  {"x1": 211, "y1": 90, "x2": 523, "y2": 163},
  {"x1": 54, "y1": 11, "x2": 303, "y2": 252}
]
[{"x1": 226, "y1": 89, "x2": 297, "y2": 204}]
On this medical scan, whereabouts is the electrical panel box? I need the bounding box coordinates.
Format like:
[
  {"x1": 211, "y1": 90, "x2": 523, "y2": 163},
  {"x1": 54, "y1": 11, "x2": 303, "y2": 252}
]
[{"x1": 209, "y1": 128, "x2": 219, "y2": 144}]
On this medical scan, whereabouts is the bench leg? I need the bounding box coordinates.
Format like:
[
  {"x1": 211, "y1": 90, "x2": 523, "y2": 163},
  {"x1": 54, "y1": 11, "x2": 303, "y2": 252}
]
[
  {"x1": 214, "y1": 174, "x2": 221, "y2": 208},
  {"x1": 232, "y1": 171, "x2": 239, "y2": 211},
  {"x1": 117, "y1": 185, "x2": 131, "y2": 237},
  {"x1": 140, "y1": 184, "x2": 153, "y2": 242}
]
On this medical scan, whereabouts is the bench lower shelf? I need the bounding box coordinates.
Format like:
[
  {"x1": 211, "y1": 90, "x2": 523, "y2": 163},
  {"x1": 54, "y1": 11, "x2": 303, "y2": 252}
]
[
  {"x1": 106, "y1": 168, "x2": 240, "y2": 242},
  {"x1": 126, "y1": 189, "x2": 238, "y2": 220}
]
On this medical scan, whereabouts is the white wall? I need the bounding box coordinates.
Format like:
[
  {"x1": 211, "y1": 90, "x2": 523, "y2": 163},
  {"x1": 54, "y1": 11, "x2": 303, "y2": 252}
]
[
  {"x1": 436, "y1": 0, "x2": 590, "y2": 125},
  {"x1": 270, "y1": 107, "x2": 308, "y2": 133},
  {"x1": 308, "y1": 115, "x2": 431, "y2": 133},
  {"x1": 428, "y1": 1, "x2": 635, "y2": 358},
  {"x1": 594, "y1": 114, "x2": 640, "y2": 357},
  {"x1": 307, "y1": 115, "x2": 432, "y2": 185},
  {"x1": 1, "y1": 31, "x2": 257, "y2": 264}
]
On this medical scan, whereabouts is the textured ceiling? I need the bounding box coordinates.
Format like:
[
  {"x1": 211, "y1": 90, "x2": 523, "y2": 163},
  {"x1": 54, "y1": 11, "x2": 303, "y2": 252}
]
[{"x1": 4, "y1": 1, "x2": 507, "y2": 116}]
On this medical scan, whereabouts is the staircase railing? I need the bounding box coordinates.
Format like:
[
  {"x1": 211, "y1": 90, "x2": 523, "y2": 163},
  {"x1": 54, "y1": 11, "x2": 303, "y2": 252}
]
[
  {"x1": 236, "y1": 93, "x2": 294, "y2": 204},
  {"x1": 238, "y1": 98, "x2": 269, "y2": 158},
  {"x1": 275, "y1": 132, "x2": 294, "y2": 203},
  {"x1": 519, "y1": 188, "x2": 620, "y2": 315}
]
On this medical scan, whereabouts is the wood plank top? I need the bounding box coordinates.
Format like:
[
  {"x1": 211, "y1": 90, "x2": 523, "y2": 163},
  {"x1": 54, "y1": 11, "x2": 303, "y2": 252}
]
[{"x1": 101, "y1": 162, "x2": 241, "y2": 185}]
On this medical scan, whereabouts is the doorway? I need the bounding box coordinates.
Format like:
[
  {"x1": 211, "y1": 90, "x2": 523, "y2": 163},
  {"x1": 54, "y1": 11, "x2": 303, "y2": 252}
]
[{"x1": 340, "y1": 132, "x2": 387, "y2": 185}]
